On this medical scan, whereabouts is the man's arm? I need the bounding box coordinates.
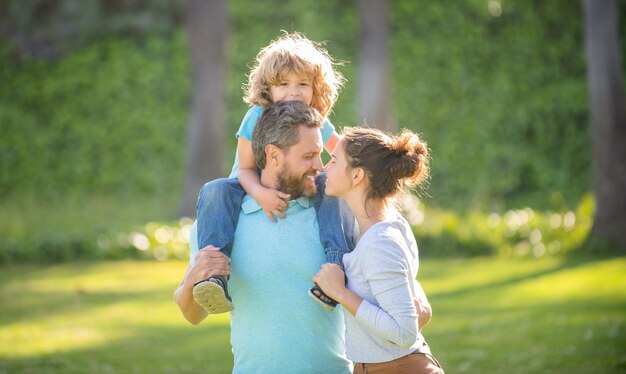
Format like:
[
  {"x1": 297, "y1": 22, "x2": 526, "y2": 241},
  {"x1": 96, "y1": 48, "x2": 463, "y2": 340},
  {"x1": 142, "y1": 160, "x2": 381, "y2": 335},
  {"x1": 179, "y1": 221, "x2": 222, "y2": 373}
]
[{"x1": 174, "y1": 246, "x2": 230, "y2": 325}]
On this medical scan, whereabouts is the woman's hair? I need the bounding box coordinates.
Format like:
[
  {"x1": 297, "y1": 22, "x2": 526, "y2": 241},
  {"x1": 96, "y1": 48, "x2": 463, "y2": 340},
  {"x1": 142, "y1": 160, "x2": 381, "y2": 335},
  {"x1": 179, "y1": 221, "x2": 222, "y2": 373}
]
[
  {"x1": 341, "y1": 127, "x2": 430, "y2": 202},
  {"x1": 243, "y1": 31, "x2": 345, "y2": 118}
]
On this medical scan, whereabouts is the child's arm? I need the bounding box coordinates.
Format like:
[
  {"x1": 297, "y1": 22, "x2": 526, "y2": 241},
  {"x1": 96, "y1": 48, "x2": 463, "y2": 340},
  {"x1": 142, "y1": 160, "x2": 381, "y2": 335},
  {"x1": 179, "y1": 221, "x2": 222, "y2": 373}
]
[{"x1": 236, "y1": 137, "x2": 290, "y2": 222}]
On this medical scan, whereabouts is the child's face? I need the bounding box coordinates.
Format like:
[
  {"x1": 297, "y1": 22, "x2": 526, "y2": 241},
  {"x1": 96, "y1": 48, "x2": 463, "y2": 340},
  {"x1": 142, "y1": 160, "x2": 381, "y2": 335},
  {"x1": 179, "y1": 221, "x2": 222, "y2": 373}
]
[{"x1": 269, "y1": 71, "x2": 313, "y2": 106}]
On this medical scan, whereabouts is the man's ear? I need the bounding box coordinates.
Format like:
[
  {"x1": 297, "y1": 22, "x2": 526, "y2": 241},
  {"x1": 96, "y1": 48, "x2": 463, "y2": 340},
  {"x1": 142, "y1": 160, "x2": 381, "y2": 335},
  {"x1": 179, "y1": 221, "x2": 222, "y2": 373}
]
[{"x1": 265, "y1": 144, "x2": 282, "y2": 165}]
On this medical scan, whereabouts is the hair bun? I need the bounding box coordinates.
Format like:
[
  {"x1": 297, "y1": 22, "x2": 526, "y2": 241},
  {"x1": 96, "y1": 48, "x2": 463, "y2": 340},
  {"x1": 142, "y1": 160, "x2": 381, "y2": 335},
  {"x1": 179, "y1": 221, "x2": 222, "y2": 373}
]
[
  {"x1": 341, "y1": 127, "x2": 430, "y2": 200},
  {"x1": 389, "y1": 130, "x2": 429, "y2": 189}
]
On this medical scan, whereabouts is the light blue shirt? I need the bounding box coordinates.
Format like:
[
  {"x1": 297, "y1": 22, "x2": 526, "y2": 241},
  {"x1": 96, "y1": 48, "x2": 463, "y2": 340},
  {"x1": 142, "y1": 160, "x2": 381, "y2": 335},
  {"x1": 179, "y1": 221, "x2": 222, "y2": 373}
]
[
  {"x1": 228, "y1": 106, "x2": 336, "y2": 178},
  {"x1": 189, "y1": 195, "x2": 351, "y2": 374}
]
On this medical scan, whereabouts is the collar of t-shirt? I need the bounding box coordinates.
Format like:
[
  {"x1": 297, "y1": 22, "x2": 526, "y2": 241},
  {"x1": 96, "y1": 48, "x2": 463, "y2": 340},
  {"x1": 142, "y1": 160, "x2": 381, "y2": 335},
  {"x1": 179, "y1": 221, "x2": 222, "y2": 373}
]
[{"x1": 241, "y1": 195, "x2": 312, "y2": 215}]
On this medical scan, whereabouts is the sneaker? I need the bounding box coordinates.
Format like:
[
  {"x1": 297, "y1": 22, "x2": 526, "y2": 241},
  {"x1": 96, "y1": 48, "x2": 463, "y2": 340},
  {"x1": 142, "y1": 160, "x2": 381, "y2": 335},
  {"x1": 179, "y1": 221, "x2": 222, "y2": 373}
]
[
  {"x1": 308, "y1": 285, "x2": 337, "y2": 311},
  {"x1": 193, "y1": 275, "x2": 234, "y2": 314}
]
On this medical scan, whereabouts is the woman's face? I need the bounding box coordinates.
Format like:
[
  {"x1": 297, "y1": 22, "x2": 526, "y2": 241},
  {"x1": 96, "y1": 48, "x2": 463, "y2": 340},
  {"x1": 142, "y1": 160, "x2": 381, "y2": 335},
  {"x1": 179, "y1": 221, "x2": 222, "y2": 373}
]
[{"x1": 324, "y1": 139, "x2": 353, "y2": 198}]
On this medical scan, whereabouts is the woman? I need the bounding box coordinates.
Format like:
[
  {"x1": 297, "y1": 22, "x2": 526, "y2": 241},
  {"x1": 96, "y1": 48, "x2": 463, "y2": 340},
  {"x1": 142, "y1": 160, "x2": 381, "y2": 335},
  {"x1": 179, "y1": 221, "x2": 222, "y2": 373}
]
[{"x1": 313, "y1": 127, "x2": 444, "y2": 373}]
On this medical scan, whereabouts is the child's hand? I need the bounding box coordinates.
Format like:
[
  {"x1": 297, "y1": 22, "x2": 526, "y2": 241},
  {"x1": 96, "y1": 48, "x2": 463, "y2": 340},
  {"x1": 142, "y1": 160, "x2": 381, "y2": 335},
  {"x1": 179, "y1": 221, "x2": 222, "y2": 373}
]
[{"x1": 256, "y1": 187, "x2": 290, "y2": 222}]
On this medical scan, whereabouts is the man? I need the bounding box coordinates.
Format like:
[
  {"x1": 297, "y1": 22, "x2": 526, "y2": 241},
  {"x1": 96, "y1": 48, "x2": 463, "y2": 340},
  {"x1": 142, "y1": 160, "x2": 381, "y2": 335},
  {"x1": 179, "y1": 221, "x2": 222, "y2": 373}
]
[{"x1": 174, "y1": 101, "x2": 353, "y2": 373}]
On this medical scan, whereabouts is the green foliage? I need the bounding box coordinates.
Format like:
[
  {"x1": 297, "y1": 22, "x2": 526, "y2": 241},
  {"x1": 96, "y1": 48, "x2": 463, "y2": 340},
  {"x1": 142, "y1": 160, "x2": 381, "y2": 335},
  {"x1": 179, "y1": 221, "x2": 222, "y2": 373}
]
[
  {"x1": 0, "y1": 1, "x2": 598, "y2": 207},
  {"x1": 0, "y1": 194, "x2": 180, "y2": 264},
  {"x1": 391, "y1": 0, "x2": 590, "y2": 209},
  {"x1": 0, "y1": 32, "x2": 189, "y2": 198},
  {"x1": 0, "y1": 0, "x2": 620, "y2": 261},
  {"x1": 403, "y1": 193, "x2": 593, "y2": 258}
]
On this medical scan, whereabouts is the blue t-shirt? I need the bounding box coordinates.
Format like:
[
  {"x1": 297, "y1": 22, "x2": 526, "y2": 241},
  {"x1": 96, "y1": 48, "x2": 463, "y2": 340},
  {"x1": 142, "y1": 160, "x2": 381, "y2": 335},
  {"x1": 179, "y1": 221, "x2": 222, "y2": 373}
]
[
  {"x1": 228, "y1": 106, "x2": 335, "y2": 178},
  {"x1": 189, "y1": 196, "x2": 352, "y2": 374}
]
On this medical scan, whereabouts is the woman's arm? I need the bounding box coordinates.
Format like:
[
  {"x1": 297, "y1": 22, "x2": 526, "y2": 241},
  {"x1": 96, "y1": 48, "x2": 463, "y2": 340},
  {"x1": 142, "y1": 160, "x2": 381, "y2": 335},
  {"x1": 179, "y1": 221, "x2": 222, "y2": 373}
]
[
  {"x1": 356, "y1": 241, "x2": 420, "y2": 348},
  {"x1": 316, "y1": 234, "x2": 421, "y2": 348}
]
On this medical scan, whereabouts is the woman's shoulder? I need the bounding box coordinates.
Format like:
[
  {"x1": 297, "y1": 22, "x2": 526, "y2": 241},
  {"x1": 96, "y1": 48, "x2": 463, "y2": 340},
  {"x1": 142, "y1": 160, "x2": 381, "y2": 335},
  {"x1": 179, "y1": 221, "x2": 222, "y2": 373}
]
[
  {"x1": 361, "y1": 218, "x2": 412, "y2": 254},
  {"x1": 367, "y1": 215, "x2": 411, "y2": 240}
]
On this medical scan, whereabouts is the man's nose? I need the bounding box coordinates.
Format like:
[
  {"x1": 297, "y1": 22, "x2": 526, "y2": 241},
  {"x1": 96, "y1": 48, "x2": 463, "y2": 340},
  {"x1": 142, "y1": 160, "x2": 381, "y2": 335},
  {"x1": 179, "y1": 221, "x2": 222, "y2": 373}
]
[{"x1": 313, "y1": 156, "x2": 323, "y2": 171}]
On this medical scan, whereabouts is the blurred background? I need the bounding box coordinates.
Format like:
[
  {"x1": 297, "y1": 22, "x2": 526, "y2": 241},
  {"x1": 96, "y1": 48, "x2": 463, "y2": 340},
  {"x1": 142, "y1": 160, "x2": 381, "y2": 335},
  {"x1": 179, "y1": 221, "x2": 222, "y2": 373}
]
[
  {"x1": 1, "y1": 0, "x2": 625, "y2": 260},
  {"x1": 0, "y1": 0, "x2": 625, "y2": 373}
]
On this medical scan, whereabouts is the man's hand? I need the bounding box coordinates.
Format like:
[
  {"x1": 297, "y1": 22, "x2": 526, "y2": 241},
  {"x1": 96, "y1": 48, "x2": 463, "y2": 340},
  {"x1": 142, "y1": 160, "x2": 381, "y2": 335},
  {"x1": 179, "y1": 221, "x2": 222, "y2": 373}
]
[
  {"x1": 174, "y1": 245, "x2": 231, "y2": 325},
  {"x1": 189, "y1": 245, "x2": 230, "y2": 285}
]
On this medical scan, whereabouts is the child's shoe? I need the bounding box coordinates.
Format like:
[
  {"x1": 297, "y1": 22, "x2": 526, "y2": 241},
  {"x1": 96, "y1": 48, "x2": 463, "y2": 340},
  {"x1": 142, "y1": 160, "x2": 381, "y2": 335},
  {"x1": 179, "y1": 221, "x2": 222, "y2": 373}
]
[
  {"x1": 193, "y1": 275, "x2": 234, "y2": 314},
  {"x1": 308, "y1": 285, "x2": 338, "y2": 311}
]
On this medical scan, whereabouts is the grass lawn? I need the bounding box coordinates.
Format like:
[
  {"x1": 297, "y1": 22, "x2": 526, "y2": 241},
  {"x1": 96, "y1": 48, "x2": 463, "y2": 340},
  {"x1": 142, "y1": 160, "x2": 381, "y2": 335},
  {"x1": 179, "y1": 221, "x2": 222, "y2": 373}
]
[{"x1": 0, "y1": 255, "x2": 624, "y2": 373}]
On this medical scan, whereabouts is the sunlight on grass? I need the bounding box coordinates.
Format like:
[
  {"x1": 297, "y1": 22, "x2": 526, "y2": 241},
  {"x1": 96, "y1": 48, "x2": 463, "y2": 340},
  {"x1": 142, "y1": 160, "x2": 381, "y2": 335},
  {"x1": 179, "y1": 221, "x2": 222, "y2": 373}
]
[
  {"x1": 1, "y1": 257, "x2": 624, "y2": 373},
  {"x1": 0, "y1": 261, "x2": 230, "y2": 364},
  {"x1": 419, "y1": 256, "x2": 626, "y2": 373}
]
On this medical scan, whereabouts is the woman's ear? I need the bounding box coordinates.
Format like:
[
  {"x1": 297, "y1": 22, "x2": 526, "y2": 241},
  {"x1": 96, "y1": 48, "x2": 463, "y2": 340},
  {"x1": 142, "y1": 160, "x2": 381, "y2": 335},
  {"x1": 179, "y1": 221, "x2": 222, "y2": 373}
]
[{"x1": 352, "y1": 167, "x2": 365, "y2": 186}]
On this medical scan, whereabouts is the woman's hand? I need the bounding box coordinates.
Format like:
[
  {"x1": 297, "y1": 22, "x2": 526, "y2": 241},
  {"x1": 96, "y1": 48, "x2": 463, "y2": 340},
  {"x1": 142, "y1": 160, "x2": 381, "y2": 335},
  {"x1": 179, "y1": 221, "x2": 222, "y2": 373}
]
[
  {"x1": 414, "y1": 296, "x2": 432, "y2": 330},
  {"x1": 312, "y1": 263, "x2": 346, "y2": 301},
  {"x1": 313, "y1": 263, "x2": 363, "y2": 316}
]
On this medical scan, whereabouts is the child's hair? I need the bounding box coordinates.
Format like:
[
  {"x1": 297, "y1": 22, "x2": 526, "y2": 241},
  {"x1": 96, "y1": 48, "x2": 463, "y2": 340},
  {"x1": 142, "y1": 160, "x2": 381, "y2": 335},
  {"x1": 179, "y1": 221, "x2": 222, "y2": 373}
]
[
  {"x1": 341, "y1": 127, "x2": 430, "y2": 202},
  {"x1": 243, "y1": 31, "x2": 345, "y2": 118}
]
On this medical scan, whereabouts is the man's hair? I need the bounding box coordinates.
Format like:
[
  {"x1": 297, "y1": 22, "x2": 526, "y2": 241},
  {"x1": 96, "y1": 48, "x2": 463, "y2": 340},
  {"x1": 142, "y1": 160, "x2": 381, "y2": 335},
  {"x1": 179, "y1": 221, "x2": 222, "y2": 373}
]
[{"x1": 252, "y1": 101, "x2": 323, "y2": 169}]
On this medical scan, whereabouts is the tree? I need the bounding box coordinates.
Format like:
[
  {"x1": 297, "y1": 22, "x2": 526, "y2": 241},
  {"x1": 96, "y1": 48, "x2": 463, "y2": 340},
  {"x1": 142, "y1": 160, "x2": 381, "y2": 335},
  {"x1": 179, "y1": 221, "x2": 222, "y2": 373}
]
[
  {"x1": 180, "y1": 0, "x2": 230, "y2": 217},
  {"x1": 356, "y1": 0, "x2": 395, "y2": 132},
  {"x1": 583, "y1": 0, "x2": 626, "y2": 250}
]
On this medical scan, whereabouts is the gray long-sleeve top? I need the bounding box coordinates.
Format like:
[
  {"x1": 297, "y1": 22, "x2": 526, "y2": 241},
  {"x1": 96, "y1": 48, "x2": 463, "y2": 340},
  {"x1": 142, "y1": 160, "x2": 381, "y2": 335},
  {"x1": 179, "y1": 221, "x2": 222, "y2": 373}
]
[{"x1": 343, "y1": 214, "x2": 425, "y2": 363}]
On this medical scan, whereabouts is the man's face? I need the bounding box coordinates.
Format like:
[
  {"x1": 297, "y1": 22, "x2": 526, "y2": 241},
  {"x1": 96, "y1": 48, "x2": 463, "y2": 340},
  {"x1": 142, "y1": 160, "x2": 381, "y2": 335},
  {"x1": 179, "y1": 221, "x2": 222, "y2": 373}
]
[{"x1": 276, "y1": 126, "x2": 324, "y2": 199}]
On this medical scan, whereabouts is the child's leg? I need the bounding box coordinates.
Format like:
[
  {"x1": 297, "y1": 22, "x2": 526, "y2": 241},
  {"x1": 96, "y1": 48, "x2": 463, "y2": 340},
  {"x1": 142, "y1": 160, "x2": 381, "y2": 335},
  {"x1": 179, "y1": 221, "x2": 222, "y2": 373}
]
[
  {"x1": 196, "y1": 178, "x2": 245, "y2": 257},
  {"x1": 309, "y1": 173, "x2": 354, "y2": 311},
  {"x1": 314, "y1": 173, "x2": 355, "y2": 264},
  {"x1": 193, "y1": 178, "x2": 244, "y2": 314}
]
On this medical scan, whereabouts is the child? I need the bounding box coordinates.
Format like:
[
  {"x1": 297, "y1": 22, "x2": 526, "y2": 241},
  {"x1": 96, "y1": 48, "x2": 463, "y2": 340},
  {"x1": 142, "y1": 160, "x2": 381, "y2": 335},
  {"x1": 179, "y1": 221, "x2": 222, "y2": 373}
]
[{"x1": 192, "y1": 31, "x2": 353, "y2": 314}]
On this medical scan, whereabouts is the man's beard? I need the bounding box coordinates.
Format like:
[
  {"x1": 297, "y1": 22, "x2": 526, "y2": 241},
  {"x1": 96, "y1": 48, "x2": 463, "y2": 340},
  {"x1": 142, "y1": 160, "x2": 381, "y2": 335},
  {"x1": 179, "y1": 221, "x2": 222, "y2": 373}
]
[{"x1": 276, "y1": 164, "x2": 318, "y2": 200}]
